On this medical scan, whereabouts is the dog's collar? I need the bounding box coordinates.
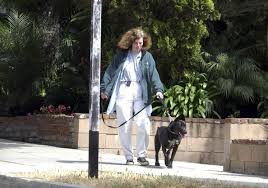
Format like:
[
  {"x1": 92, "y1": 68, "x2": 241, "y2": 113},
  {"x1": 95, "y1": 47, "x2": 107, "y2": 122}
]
[
  {"x1": 168, "y1": 139, "x2": 180, "y2": 145},
  {"x1": 167, "y1": 139, "x2": 180, "y2": 149},
  {"x1": 167, "y1": 126, "x2": 184, "y2": 138}
]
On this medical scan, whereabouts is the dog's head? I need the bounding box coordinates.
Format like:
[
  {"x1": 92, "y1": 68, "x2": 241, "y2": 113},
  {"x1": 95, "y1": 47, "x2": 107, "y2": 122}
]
[{"x1": 168, "y1": 115, "x2": 187, "y2": 137}]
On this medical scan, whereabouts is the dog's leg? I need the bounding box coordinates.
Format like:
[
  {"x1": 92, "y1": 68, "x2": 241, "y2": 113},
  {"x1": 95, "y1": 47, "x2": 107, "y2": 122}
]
[
  {"x1": 167, "y1": 145, "x2": 178, "y2": 168},
  {"x1": 154, "y1": 134, "x2": 161, "y2": 166},
  {"x1": 163, "y1": 148, "x2": 170, "y2": 167}
]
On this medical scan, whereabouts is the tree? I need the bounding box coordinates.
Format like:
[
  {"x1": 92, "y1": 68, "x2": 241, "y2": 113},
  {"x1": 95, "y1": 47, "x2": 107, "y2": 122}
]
[
  {"x1": 70, "y1": 0, "x2": 219, "y2": 86},
  {"x1": 202, "y1": 0, "x2": 268, "y2": 117},
  {"x1": 0, "y1": 10, "x2": 45, "y2": 115},
  {"x1": 0, "y1": 0, "x2": 220, "y2": 115},
  {"x1": 207, "y1": 0, "x2": 268, "y2": 70},
  {"x1": 0, "y1": 0, "x2": 91, "y2": 114},
  {"x1": 198, "y1": 52, "x2": 267, "y2": 117}
]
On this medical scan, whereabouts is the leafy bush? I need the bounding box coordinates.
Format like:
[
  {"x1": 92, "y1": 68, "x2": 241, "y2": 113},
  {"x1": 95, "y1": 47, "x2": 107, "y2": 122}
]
[
  {"x1": 153, "y1": 71, "x2": 214, "y2": 118},
  {"x1": 198, "y1": 52, "x2": 267, "y2": 118},
  {"x1": 257, "y1": 98, "x2": 268, "y2": 118}
]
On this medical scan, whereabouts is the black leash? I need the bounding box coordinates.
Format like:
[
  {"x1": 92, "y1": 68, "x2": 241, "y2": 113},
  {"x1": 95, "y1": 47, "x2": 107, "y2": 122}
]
[
  {"x1": 101, "y1": 97, "x2": 175, "y2": 129},
  {"x1": 158, "y1": 98, "x2": 174, "y2": 122},
  {"x1": 101, "y1": 99, "x2": 152, "y2": 129},
  {"x1": 158, "y1": 99, "x2": 186, "y2": 137}
]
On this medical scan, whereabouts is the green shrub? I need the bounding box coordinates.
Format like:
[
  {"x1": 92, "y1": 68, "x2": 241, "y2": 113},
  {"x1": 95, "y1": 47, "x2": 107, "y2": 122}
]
[{"x1": 153, "y1": 71, "x2": 212, "y2": 118}]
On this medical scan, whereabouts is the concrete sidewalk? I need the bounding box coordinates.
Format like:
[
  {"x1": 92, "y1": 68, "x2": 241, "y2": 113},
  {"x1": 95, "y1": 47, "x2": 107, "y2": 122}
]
[{"x1": 0, "y1": 138, "x2": 268, "y2": 187}]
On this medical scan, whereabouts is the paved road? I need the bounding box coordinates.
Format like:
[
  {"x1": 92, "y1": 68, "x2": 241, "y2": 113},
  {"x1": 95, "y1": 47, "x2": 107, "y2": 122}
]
[{"x1": 0, "y1": 139, "x2": 268, "y2": 187}]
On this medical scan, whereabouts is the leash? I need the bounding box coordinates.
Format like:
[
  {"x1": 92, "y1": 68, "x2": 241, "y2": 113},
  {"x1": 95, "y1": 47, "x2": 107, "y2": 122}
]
[
  {"x1": 157, "y1": 99, "x2": 186, "y2": 138},
  {"x1": 101, "y1": 99, "x2": 152, "y2": 129},
  {"x1": 101, "y1": 97, "x2": 175, "y2": 129},
  {"x1": 158, "y1": 98, "x2": 174, "y2": 122},
  {"x1": 158, "y1": 99, "x2": 186, "y2": 138}
]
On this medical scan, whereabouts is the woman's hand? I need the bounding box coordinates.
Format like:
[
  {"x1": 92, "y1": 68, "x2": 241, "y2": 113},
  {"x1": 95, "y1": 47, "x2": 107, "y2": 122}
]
[
  {"x1": 101, "y1": 92, "x2": 109, "y2": 100},
  {"x1": 156, "y1": 92, "x2": 164, "y2": 100}
]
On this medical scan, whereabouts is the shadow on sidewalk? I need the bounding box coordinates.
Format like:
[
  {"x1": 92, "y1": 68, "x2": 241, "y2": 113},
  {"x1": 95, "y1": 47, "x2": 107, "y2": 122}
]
[{"x1": 0, "y1": 139, "x2": 36, "y2": 149}]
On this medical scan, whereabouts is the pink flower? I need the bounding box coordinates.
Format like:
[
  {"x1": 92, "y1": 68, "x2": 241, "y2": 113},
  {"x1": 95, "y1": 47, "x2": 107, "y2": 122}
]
[
  {"x1": 58, "y1": 104, "x2": 66, "y2": 113},
  {"x1": 38, "y1": 104, "x2": 71, "y2": 115},
  {"x1": 48, "y1": 105, "x2": 55, "y2": 113}
]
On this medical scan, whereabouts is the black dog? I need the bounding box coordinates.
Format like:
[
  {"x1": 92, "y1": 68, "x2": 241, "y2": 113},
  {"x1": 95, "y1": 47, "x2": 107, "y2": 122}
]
[{"x1": 154, "y1": 115, "x2": 187, "y2": 168}]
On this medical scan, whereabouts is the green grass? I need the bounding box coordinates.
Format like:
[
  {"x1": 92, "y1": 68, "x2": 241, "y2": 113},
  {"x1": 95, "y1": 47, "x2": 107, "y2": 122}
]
[{"x1": 16, "y1": 171, "x2": 259, "y2": 188}]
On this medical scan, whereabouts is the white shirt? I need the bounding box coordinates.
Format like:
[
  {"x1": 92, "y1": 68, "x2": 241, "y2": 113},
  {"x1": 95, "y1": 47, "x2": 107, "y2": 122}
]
[
  {"x1": 106, "y1": 51, "x2": 144, "y2": 114},
  {"x1": 121, "y1": 51, "x2": 142, "y2": 82}
]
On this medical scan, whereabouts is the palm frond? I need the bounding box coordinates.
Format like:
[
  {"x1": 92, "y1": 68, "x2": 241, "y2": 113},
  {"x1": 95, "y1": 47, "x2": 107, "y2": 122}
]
[
  {"x1": 7, "y1": 10, "x2": 31, "y2": 31},
  {"x1": 233, "y1": 85, "x2": 254, "y2": 103},
  {"x1": 217, "y1": 78, "x2": 233, "y2": 98}
]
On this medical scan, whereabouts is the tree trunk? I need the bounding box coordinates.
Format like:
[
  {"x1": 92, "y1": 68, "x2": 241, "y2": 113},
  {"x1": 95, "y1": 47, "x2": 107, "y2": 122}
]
[{"x1": 266, "y1": 26, "x2": 268, "y2": 71}]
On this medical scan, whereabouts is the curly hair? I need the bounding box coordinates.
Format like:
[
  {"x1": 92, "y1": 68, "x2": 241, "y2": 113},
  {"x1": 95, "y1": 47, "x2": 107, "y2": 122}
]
[{"x1": 117, "y1": 27, "x2": 152, "y2": 50}]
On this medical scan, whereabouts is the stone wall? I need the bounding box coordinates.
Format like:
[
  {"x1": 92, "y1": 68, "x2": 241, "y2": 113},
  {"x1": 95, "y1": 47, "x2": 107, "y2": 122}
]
[
  {"x1": 1, "y1": 114, "x2": 268, "y2": 172},
  {"x1": 0, "y1": 115, "x2": 75, "y2": 148},
  {"x1": 76, "y1": 114, "x2": 225, "y2": 165},
  {"x1": 229, "y1": 140, "x2": 268, "y2": 176},
  {"x1": 223, "y1": 118, "x2": 268, "y2": 175}
]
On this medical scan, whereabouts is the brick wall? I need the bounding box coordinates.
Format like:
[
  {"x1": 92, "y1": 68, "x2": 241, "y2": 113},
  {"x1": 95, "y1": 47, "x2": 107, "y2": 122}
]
[
  {"x1": 75, "y1": 114, "x2": 225, "y2": 165},
  {"x1": 1, "y1": 114, "x2": 267, "y2": 171},
  {"x1": 229, "y1": 140, "x2": 268, "y2": 176},
  {"x1": 223, "y1": 118, "x2": 268, "y2": 173},
  {"x1": 0, "y1": 115, "x2": 75, "y2": 148}
]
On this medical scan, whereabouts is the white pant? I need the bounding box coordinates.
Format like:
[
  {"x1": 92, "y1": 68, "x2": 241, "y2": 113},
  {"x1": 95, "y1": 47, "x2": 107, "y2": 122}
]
[{"x1": 116, "y1": 82, "x2": 151, "y2": 160}]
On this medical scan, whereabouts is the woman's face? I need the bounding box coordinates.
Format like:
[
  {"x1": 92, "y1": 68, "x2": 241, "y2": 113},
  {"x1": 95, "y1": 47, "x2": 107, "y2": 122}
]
[{"x1": 131, "y1": 37, "x2": 143, "y2": 53}]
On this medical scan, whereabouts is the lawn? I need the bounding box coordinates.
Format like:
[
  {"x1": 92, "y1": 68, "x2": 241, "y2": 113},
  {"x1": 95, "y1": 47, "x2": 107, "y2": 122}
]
[{"x1": 16, "y1": 171, "x2": 260, "y2": 188}]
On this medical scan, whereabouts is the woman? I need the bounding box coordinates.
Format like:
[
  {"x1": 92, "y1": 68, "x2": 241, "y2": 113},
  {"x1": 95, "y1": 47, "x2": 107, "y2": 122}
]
[{"x1": 100, "y1": 27, "x2": 164, "y2": 166}]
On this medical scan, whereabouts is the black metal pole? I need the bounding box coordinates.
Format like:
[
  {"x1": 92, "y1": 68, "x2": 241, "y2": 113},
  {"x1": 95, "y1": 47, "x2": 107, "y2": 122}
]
[{"x1": 88, "y1": 0, "x2": 102, "y2": 178}]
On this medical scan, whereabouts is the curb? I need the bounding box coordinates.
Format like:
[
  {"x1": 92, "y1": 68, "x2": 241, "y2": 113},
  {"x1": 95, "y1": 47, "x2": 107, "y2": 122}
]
[{"x1": 0, "y1": 174, "x2": 94, "y2": 188}]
